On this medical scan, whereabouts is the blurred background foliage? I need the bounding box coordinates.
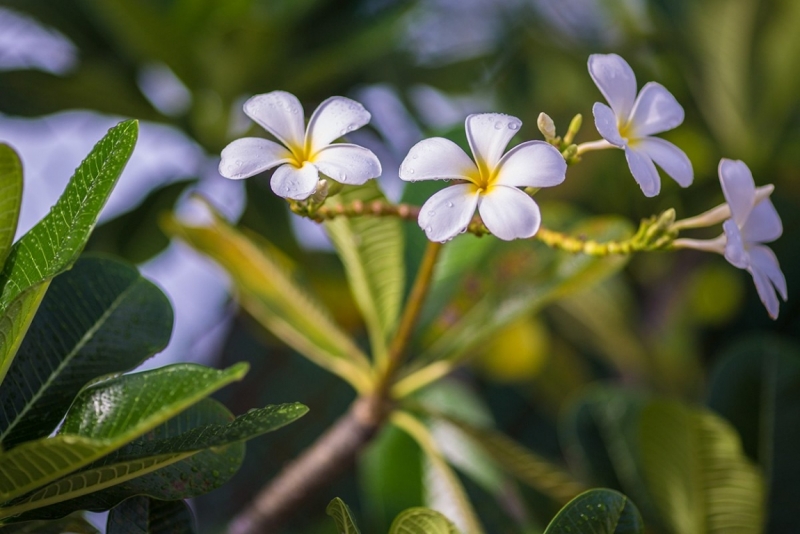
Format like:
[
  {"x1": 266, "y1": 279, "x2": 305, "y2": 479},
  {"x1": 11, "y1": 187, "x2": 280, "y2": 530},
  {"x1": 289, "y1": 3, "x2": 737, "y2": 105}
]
[{"x1": 0, "y1": 0, "x2": 798, "y2": 532}]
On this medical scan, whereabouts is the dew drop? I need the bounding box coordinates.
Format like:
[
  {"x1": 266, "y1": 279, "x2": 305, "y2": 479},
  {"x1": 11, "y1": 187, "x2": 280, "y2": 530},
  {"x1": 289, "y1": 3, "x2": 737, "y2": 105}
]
[
  {"x1": 340, "y1": 172, "x2": 347, "y2": 182},
  {"x1": 446, "y1": 201, "x2": 454, "y2": 208},
  {"x1": 408, "y1": 168, "x2": 415, "y2": 174},
  {"x1": 339, "y1": 128, "x2": 347, "y2": 135},
  {"x1": 234, "y1": 159, "x2": 243, "y2": 168},
  {"x1": 494, "y1": 121, "x2": 503, "y2": 130},
  {"x1": 425, "y1": 226, "x2": 433, "y2": 233},
  {"x1": 508, "y1": 121, "x2": 520, "y2": 130},
  {"x1": 428, "y1": 210, "x2": 436, "y2": 216},
  {"x1": 596, "y1": 504, "x2": 606, "y2": 510}
]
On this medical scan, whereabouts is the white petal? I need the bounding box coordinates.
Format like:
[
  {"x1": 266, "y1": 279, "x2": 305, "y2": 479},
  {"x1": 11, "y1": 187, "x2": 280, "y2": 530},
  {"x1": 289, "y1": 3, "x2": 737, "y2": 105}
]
[
  {"x1": 418, "y1": 184, "x2": 479, "y2": 243},
  {"x1": 637, "y1": 137, "x2": 693, "y2": 188},
  {"x1": 478, "y1": 185, "x2": 541, "y2": 241},
  {"x1": 723, "y1": 219, "x2": 749, "y2": 269},
  {"x1": 588, "y1": 53, "x2": 638, "y2": 121},
  {"x1": 243, "y1": 91, "x2": 305, "y2": 150},
  {"x1": 749, "y1": 245, "x2": 787, "y2": 301},
  {"x1": 624, "y1": 146, "x2": 661, "y2": 197},
  {"x1": 719, "y1": 159, "x2": 756, "y2": 228},
  {"x1": 312, "y1": 144, "x2": 381, "y2": 186},
  {"x1": 306, "y1": 96, "x2": 371, "y2": 154},
  {"x1": 495, "y1": 141, "x2": 567, "y2": 188},
  {"x1": 743, "y1": 199, "x2": 782, "y2": 243},
  {"x1": 219, "y1": 138, "x2": 294, "y2": 180},
  {"x1": 270, "y1": 162, "x2": 319, "y2": 200},
  {"x1": 592, "y1": 102, "x2": 625, "y2": 146},
  {"x1": 748, "y1": 266, "x2": 780, "y2": 319},
  {"x1": 466, "y1": 113, "x2": 522, "y2": 173},
  {"x1": 628, "y1": 82, "x2": 684, "y2": 137},
  {"x1": 400, "y1": 137, "x2": 478, "y2": 182}
]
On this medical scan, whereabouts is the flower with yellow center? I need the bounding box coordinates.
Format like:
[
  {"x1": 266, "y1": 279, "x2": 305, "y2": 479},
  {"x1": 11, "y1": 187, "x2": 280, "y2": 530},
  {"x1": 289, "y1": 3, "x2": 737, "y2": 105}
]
[
  {"x1": 588, "y1": 53, "x2": 693, "y2": 197},
  {"x1": 219, "y1": 91, "x2": 381, "y2": 200},
  {"x1": 400, "y1": 113, "x2": 567, "y2": 242}
]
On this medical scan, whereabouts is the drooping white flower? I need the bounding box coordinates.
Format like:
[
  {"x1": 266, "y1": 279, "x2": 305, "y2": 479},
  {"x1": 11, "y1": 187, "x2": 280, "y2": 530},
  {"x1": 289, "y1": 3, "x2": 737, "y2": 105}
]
[
  {"x1": 588, "y1": 53, "x2": 693, "y2": 197},
  {"x1": 399, "y1": 113, "x2": 567, "y2": 242},
  {"x1": 718, "y1": 159, "x2": 786, "y2": 318},
  {"x1": 219, "y1": 91, "x2": 381, "y2": 200}
]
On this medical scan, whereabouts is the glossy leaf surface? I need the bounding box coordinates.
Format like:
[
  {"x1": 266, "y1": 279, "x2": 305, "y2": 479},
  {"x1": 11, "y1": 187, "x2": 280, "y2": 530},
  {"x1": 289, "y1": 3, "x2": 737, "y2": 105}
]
[{"x1": 543, "y1": 488, "x2": 644, "y2": 534}]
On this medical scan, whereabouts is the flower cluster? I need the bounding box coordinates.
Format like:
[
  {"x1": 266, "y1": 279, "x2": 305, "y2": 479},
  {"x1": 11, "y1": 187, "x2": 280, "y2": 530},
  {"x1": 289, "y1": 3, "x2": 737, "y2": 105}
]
[{"x1": 217, "y1": 54, "x2": 786, "y2": 318}]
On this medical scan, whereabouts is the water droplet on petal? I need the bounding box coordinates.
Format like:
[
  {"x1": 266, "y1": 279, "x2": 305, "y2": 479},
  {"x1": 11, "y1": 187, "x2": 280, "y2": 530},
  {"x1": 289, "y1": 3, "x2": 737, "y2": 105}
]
[
  {"x1": 428, "y1": 210, "x2": 436, "y2": 216},
  {"x1": 339, "y1": 128, "x2": 347, "y2": 135},
  {"x1": 408, "y1": 168, "x2": 415, "y2": 174},
  {"x1": 425, "y1": 226, "x2": 433, "y2": 233},
  {"x1": 234, "y1": 160, "x2": 243, "y2": 168},
  {"x1": 494, "y1": 121, "x2": 503, "y2": 130},
  {"x1": 340, "y1": 171, "x2": 347, "y2": 182},
  {"x1": 412, "y1": 154, "x2": 419, "y2": 160},
  {"x1": 446, "y1": 201, "x2": 454, "y2": 208},
  {"x1": 508, "y1": 121, "x2": 520, "y2": 130}
]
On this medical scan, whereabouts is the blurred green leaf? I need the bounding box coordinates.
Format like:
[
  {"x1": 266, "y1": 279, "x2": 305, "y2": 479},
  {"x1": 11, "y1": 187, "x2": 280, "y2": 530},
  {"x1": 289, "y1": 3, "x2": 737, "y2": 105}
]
[
  {"x1": 0, "y1": 514, "x2": 99, "y2": 534},
  {"x1": 107, "y1": 497, "x2": 195, "y2": 534},
  {"x1": 0, "y1": 144, "x2": 22, "y2": 268},
  {"x1": 0, "y1": 363, "x2": 247, "y2": 507},
  {"x1": 162, "y1": 199, "x2": 372, "y2": 392},
  {"x1": 639, "y1": 400, "x2": 764, "y2": 534},
  {"x1": 389, "y1": 507, "x2": 461, "y2": 534},
  {"x1": 543, "y1": 489, "x2": 644, "y2": 534},
  {"x1": 0, "y1": 256, "x2": 173, "y2": 448},
  {"x1": 324, "y1": 182, "x2": 405, "y2": 364},
  {"x1": 326, "y1": 497, "x2": 361, "y2": 534}
]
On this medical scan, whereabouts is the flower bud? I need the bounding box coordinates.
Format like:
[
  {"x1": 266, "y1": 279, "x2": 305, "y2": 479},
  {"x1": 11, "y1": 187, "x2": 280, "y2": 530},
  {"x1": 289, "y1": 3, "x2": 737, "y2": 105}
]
[
  {"x1": 537, "y1": 112, "x2": 557, "y2": 142},
  {"x1": 563, "y1": 114, "x2": 583, "y2": 145}
]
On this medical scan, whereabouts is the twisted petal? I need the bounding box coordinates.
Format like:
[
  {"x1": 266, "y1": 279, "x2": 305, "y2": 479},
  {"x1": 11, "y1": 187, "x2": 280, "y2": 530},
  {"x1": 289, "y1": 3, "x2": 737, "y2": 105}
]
[
  {"x1": 270, "y1": 162, "x2": 319, "y2": 200},
  {"x1": 479, "y1": 185, "x2": 541, "y2": 241},
  {"x1": 243, "y1": 91, "x2": 305, "y2": 150},
  {"x1": 743, "y1": 199, "x2": 782, "y2": 244},
  {"x1": 400, "y1": 137, "x2": 478, "y2": 182},
  {"x1": 592, "y1": 102, "x2": 626, "y2": 146},
  {"x1": 749, "y1": 263, "x2": 780, "y2": 319},
  {"x1": 219, "y1": 138, "x2": 294, "y2": 179},
  {"x1": 418, "y1": 184, "x2": 480, "y2": 243},
  {"x1": 628, "y1": 82, "x2": 684, "y2": 137},
  {"x1": 466, "y1": 113, "x2": 522, "y2": 172},
  {"x1": 306, "y1": 96, "x2": 371, "y2": 154},
  {"x1": 495, "y1": 141, "x2": 567, "y2": 188},
  {"x1": 624, "y1": 146, "x2": 661, "y2": 197},
  {"x1": 588, "y1": 53, "x2": 638, "y2": 121},
  {"x1": 719, "y1": 159, "x2": 756, "y2": 228},
  {"x1": 723, "y1": 219, "x2": 748, "y2": 269},
  {"x1": 312, "y1": 144, "x2": 381, "y2": 186},
  {"x1": 637, "y1": 137, "x2": 693, "y2": 187},
  {"x1": 750, "y1": 244, "x2": 787, "y2": 302}
]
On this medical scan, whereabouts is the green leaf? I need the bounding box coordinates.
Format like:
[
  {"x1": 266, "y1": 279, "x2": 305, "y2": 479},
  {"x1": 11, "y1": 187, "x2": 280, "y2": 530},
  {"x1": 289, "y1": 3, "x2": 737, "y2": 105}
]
[
  {"x1": 0, "y1": 256, "x2": 174, "y2": 448},
  {"x1": 0, "y1": 285, "x2": 50, "y2": 400},
  {"x1": 707, "y1": 335, "x2": 800, "y2": 532},
  {"x1": 543, "y1": 489, "x2": 644, "y2": 534},
  {"x1": 4, "y1": 398, "x2": 303, "y2": 520},
  {"x1": 389, "y1": 507, "x2": 461, "y2": 534},
  {"x1": 107, "y1": 497, "x2": 195, "y2": 534},
  {"x1": 638, "y1": 400, "x2": 764, "y2": 534},
  {"x1": 324, "y1": 182, "x2": 405, "y2": 364},
  {"x1": 0, "y1": 120, "x2": 138, "y2": 311},
  {"x1": 0, "y1": 144, "x2": 23, "y2": 268},
  {"x1": 0, "y1": 364, "x2": 247, "y2": 506},
  {"x1": 326, "y1": 497, "x2": 361, "y2": 534},
  {"x1": 0, "y1": 514, "x2": 99, "y2": 533},
  {"x1": 161, "y1": 199, "x2": 372, "y2": 392}
]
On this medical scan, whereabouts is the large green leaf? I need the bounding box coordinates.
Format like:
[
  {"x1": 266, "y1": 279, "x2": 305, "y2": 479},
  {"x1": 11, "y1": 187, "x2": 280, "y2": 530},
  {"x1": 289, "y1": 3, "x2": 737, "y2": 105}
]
[
  {"x1": 389, "y1": 507, "x2": 460, "y2": 534},
  {"x1": 7, "y1": 398, "x2": 302, "y2": 521},
  {"x1": 0, "y1": 363, "x2": 247, "y2": 506},
  {"x1": 0, "y1": 120, "x2": 138, "y2": 384},
  {"x1": 326, "y1": 497, "x2": 361, "y2": 534},
  {"x1": 0, "y1": 256, "x2": 174, "y2": 448},
  {"x1": 107, "y1": 497, "x2": 195, "y2": 534},
  {"x1": 0, "y1": 144, "x2": 23, "y2": 268},
  {"x1": 543, "y1": 489, "x2": 644, "y2": 534},
  {"x1": 638, "y1": 400, "x2": 764, "y2": 534},
  {"x1": 324, "y1": 182, "x2": 405, "y2": 364},
  {"x1": 161, "y1": 199, "x2": 372, "y2": 392}
]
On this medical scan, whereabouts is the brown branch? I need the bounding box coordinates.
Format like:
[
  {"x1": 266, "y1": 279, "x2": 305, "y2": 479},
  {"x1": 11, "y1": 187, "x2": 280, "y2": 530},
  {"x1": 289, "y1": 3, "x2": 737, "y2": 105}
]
[{"x1": 227, "y1": 395, "x2": 390, "y2": 534}]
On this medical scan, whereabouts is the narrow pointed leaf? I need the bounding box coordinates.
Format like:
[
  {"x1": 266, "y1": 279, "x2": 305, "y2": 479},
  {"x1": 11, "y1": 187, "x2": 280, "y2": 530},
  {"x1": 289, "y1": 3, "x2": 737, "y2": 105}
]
[
  {"x1": 161, "y1": 200, "x2": 371, "y2": 392},
  {"x1": 5, "y1": 398, "x2": 302, "y2": 520},
  {"x1": 0, "y1": 364, "x2": 248, "y2": 503},
  {"x1": 326, "y1": 497, "x2": 361, "y2": 534},
  {"x1": 0, "y1": 144, "x2": 23, "y2": 268},
  {"x1": 324, "y1": 182, "x2": 405, "y2": 363},
  {"x1": 107, "y1": 497, "x2": 195, "y2": 534},
  {"x1": 543, "y1": 489, "x2": 644, "y2": 534},
  {"x1": 0, "y1": 256, "x2": 173, "y2": 448},
  {"x1": 638, "y1": 400, "x2": 764, "y2": 534},
  {"x1": 389, "y1": 507, "x2": 461, "y2": 534}
]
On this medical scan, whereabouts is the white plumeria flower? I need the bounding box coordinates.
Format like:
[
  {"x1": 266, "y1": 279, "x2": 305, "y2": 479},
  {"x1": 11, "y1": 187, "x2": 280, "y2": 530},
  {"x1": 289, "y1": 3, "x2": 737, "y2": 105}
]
[
  {"x1": 588, "y1": 53, "x2": 693, "y2": 197},
  {"x1": 399, "y1": 113, "x2": 567, "y2": 242},
  {"x1": 719, "y1": 159, "x2": 786, "y2": 318},
  {"x1": 218, "y1": 90, "x2": 381, "y2": 200}
]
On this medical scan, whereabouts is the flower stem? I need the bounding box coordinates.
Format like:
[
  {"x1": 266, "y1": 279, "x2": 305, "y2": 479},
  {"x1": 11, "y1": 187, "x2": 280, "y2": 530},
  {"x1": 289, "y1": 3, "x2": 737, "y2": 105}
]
[{"x1": 575, "y1": 139, "x2": 615, "y2": 155}]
